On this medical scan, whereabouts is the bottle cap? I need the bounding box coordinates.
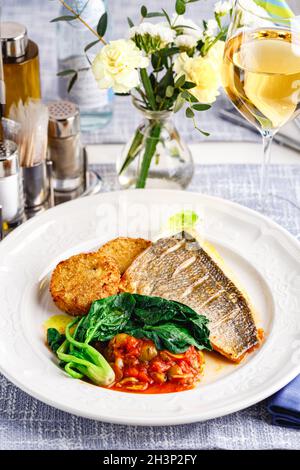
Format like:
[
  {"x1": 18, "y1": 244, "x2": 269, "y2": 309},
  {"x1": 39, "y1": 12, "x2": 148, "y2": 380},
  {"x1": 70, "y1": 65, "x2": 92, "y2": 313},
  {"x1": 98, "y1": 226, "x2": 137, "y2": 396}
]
[
  {"x1": 0, "y1": 22, "x2": 28, "y2": 59},
  {"x1": 0, "y1": 140, "x2": 19, "y2": 178},
  {"x1": 48, "y1": 101, "x2": 80, "y2": 139}
]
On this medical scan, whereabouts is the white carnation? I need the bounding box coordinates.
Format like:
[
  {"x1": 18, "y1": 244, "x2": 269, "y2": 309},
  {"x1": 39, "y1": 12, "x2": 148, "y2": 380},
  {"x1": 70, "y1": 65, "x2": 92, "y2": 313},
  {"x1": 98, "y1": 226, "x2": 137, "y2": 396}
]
[
  {"x1": 130, "y1": 22, "x2": 175, "y2": 53},
  {"x1": 130, "y1": 22, "x2": 175, "y2": 43},
  {"x1": 171, "y1": 14, "x2": 204, "y2": 40},
  {"x1": 175, "y1": 34, "x2": 198, "y2": 51},
  {"x1": 205, "y1": 19, "x2": 219, "y2": 38},
  {"x1": 92, "y1": 39, "x2": 149, "y2": 94},
  {"x1": 214, "y1": 1, "x2": 233, "y2": 15}
]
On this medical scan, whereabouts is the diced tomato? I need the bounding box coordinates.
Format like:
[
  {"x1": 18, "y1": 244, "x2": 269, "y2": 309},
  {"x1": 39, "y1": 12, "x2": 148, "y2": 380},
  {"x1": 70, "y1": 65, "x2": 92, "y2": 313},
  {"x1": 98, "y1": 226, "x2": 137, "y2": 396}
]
[
  {"x1": 137, "y1": 368, "x2": 152, "y2": 384},
  {"x1": 124, "y1": 367, "x2": 139, "y2": 378},
  {"x1": 103, "y1": 334, "x2": 204, "y2": 394},
  {"x1": 149, "y1": 359, "x2": 170, "y2": 373}
]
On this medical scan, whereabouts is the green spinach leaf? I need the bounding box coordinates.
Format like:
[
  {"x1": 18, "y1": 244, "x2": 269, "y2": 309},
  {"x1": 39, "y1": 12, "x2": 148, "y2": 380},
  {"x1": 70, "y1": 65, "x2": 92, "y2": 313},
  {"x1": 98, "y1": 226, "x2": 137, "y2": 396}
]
[
  {"x1": 74, "y1": 293, "x2": 212, "y2": 354},
  {"x1": 47, "y1": 328, "x2": 65, "y2": 353},
  {"x1": 75, "y1": 293, "x2": 135, "y2": 343},
  {"x1": 124, "y1": 323, "x2": 202, "y2": 353}
]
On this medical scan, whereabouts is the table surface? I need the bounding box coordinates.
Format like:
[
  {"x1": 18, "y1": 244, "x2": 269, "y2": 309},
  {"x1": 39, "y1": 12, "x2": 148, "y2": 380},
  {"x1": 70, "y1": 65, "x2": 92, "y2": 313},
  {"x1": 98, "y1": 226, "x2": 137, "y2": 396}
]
[
  {"x1": 2, "y1": 0, "x2": 300, "y2": 451},
  {"x1": 87, "y1": 141, "x2": 300, "y2": 166}
]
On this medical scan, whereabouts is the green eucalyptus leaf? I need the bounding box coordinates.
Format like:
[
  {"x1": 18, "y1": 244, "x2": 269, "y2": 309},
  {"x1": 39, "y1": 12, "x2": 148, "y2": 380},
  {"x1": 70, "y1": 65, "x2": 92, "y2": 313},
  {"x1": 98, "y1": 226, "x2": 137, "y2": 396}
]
[
  {"x1": 196, "y1": 127, "x2": 210, "y2": 136},
  {"x1": 181, "y1": 90, "x2": 191, "y2": 100},
  {"x1": 141, "y1": 5, "x2": 148, "y2": 17},
  {"x1": 97, "y1": 12, "x2": 108, "y2": 37},
  {"x1": 176, "y1": 0, "x2": 186, "y2": 15},
  {"x1": 84, "y1": 39, "x2": 100, "y2": 53},
  {"x1": 146, "y1": 12, "x2": 165, "y2": 18},
  {"x1": 181, "y1": 90, "x2": 198, "y2": 102},
  {"x1": 57, "y1": 69, "x2": 77, "y2": 77},
  {"x1": 127, "y1": 17, "x2": 134, "y2": 27},
  {"x1": 174, "y1": 94, "x2": 185, "y2": 113},
  {"x1": 186, "y1": 107, "x2": 195, "y2": 118},
  {"x1": 67, "y1": 73, "x2": 78, "y2": 93},
  {"x1": 174, "y1": 24, "x2": 196, "y2": 31},
  {"x1": 166, "y1": 85, "x2": 174, "y2": 98},
  {"x1": 182, "y1": 81, "x2": 196, "y2": 90},
  {"x1": 50, "y1": 15, "x2": 77, "y2": 22},
  {"x1": 162, "y1": 8, "x2": 171, "y2": 25},
  {"x1": 175, "y1": 74, "x2": 186, "y2": 88},
  {"x1": 192, "y1": 103, "x2": 211, "y2": 111}
]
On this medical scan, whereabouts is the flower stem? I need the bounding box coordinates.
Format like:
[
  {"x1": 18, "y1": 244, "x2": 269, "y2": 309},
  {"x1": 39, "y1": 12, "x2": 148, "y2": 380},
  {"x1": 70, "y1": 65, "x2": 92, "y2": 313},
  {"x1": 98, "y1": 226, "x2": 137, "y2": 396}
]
[
  {"x1": 58, "y1": 0, "x2": 107, "y2": 45},
  {"x1": 136, "y1": 123, "x2": 161, "y2": 188},
  {"x1": 119, "y1": 129, "x2": 144, "y2": 175},
  {"x1": 140, "y1": 68, "x2": 156, "y2": 110}
]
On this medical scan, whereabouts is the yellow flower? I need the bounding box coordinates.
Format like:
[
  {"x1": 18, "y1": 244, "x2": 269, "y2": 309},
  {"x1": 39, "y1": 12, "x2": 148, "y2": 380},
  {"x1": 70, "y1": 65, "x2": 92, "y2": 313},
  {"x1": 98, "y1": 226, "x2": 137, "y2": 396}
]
[
  {"x1": 174, "y1": 41, "x2": 225, "y2": 104},
  {"x1": 92, "y1": 39, "x2": 149, "y2": 94},
  {"x1": 207, "y1": 40, "x2": 225, "y2": 74}
]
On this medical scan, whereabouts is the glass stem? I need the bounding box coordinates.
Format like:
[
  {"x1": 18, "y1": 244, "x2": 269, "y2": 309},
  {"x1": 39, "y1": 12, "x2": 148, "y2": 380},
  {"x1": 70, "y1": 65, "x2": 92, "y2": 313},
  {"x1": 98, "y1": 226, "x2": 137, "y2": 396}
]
[{"x1": 259, "y1": 130, "x2": 273, "y2": 207}]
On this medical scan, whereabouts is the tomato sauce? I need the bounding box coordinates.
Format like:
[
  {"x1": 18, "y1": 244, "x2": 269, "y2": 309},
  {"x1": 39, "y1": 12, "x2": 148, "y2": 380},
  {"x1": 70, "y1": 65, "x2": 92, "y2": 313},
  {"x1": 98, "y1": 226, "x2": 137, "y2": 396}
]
[{"x1": 97, "y1": 333, "x2": 204, "y2": 394}]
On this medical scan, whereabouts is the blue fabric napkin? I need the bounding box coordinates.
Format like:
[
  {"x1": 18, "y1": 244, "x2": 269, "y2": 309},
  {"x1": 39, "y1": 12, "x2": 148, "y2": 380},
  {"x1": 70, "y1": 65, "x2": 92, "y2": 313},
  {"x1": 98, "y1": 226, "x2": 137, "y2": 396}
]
[{"x1": 268, "y1": 375, "x2": 300, "y2": 429}]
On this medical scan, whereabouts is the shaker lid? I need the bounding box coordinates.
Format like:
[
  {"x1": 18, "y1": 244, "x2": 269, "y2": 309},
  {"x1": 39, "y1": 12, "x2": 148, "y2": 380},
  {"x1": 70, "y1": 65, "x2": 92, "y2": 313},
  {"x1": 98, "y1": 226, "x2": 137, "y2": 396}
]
[
  {"x1": 48, "y1": 101, "x2": 80, "y2": 138},
  {"x1": 0, "y1": 22, "x2": 28, "y2": 58},
  {"x1": 0, "y1": 140, "x2": 19, "y2": 177}
]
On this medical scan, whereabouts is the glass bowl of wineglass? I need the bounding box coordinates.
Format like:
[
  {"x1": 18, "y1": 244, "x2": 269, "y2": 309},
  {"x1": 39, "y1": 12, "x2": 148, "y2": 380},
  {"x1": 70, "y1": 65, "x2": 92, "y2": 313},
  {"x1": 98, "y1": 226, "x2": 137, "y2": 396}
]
[{"x1": 222, "y1": 0, "x2": 300, "y2": 207}]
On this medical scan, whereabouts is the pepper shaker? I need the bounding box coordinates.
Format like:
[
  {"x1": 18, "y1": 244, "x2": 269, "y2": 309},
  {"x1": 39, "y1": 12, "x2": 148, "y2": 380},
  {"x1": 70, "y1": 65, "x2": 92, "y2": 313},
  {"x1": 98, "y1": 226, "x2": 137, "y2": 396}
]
[{"x1": 48, "y1": 101, "x2": 83, "y2": 192}]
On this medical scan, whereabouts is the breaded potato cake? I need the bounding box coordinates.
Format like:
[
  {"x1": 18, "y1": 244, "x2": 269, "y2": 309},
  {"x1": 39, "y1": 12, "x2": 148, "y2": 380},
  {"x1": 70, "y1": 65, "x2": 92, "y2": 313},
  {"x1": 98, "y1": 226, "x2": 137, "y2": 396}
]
[
  {"x1": 50, "y1": 252, "x2": 120, "y2": 316},
  {"x1": 97, "y1": 237, "x2": 152, "y2": 274}
]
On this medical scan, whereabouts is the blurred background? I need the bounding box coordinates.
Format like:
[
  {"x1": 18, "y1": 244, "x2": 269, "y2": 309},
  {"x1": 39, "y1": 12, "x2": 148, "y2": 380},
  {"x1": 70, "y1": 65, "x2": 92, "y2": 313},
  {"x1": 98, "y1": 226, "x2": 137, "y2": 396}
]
[{"x1": 2, "y1": 0, "x2": 298, "y2": 147}]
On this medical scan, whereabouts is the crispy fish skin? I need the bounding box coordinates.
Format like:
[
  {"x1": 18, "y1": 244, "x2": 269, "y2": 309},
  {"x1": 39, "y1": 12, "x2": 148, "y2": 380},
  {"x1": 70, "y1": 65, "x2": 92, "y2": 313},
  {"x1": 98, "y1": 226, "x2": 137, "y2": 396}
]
[{"x1": 120, "y1": 232, "x2": 259, "y2": 362}]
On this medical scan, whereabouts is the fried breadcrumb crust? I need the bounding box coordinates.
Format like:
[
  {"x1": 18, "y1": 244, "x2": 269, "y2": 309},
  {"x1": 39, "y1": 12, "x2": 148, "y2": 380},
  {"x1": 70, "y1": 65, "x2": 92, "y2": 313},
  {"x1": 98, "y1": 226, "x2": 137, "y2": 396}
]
[
  {"x1": 50, "y1": 252, "x2": 120, "y2": 316},
  {"x1": 98, "y1": 237, "x2": 152, "y2": 274}
]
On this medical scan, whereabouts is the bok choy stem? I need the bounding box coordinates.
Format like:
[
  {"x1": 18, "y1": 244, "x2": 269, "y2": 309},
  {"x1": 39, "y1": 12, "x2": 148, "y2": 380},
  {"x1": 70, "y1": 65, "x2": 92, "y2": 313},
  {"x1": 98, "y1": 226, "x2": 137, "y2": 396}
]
[{"x1": 54, "y1": 318, "x2": 115, "y2": 386}]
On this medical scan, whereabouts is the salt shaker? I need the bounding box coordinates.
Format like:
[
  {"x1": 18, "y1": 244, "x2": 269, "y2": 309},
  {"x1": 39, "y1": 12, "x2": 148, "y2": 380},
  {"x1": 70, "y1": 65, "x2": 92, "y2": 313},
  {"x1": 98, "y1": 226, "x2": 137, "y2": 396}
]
[
  {"x1": 0, "y1": 140, "x2": 23, "y2": 224},
  {"x1": 48, "y1": 101, "x2": 83, "y2": 192}
]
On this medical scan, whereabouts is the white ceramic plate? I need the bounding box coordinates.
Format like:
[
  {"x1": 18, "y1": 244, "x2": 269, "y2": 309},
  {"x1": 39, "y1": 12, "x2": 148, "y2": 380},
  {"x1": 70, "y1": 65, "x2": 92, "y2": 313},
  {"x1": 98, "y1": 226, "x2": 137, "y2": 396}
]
[{"x1": 0, "y1": 189, "x2": 300, "y2": 426}]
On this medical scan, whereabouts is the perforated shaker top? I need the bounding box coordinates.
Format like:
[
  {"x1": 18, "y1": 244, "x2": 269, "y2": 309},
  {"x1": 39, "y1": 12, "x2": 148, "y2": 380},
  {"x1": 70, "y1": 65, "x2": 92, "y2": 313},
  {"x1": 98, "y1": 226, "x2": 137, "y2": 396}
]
[
  {"x1": 0, "y1": 140, "x2": 19, "y2": 177},
  {"x1": 48, "y1": 100, "x2": 80, "y2": 139}
]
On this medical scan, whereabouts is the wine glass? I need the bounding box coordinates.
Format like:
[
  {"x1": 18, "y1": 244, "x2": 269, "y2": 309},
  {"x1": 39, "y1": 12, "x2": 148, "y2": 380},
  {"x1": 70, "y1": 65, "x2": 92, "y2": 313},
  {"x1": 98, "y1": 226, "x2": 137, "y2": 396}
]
[{"x1": 222, "y1": 0, "x2": 300, "y2": 207}]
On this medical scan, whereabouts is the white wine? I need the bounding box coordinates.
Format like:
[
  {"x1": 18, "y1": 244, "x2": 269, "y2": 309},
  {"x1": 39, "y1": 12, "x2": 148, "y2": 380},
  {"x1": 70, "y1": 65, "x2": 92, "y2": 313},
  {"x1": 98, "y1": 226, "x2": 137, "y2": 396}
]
[{"x1": 222, "y1": 29, "x2": 300, "y2": 130}]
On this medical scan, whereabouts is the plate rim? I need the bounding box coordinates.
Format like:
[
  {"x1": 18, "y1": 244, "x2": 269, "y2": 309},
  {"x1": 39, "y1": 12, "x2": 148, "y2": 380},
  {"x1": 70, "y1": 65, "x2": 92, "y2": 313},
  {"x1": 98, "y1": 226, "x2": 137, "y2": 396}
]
[{"x1": 0, "y1": 189, "x2": 300, "y2": 426}]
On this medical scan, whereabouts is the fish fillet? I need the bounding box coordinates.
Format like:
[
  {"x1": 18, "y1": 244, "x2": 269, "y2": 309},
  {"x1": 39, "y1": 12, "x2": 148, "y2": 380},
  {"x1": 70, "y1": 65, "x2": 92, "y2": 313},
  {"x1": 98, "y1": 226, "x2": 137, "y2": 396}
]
[{"x1": 120, "y1": 232, "x2": 259, "y2": 362}]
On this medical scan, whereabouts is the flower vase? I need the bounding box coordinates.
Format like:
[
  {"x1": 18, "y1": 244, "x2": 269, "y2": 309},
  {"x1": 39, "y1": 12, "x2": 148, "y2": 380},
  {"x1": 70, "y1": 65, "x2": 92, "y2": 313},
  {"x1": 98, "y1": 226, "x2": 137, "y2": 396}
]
[{"x1": 117, "y1": 98, "x2": 194, "y2": 189}]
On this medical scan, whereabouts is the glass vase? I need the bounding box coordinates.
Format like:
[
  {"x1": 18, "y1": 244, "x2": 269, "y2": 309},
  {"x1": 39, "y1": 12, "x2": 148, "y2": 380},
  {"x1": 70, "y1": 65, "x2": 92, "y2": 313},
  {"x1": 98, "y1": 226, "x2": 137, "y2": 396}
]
[{"x1": 117, "y1": 98, "x2": 194, "y2": 189}]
